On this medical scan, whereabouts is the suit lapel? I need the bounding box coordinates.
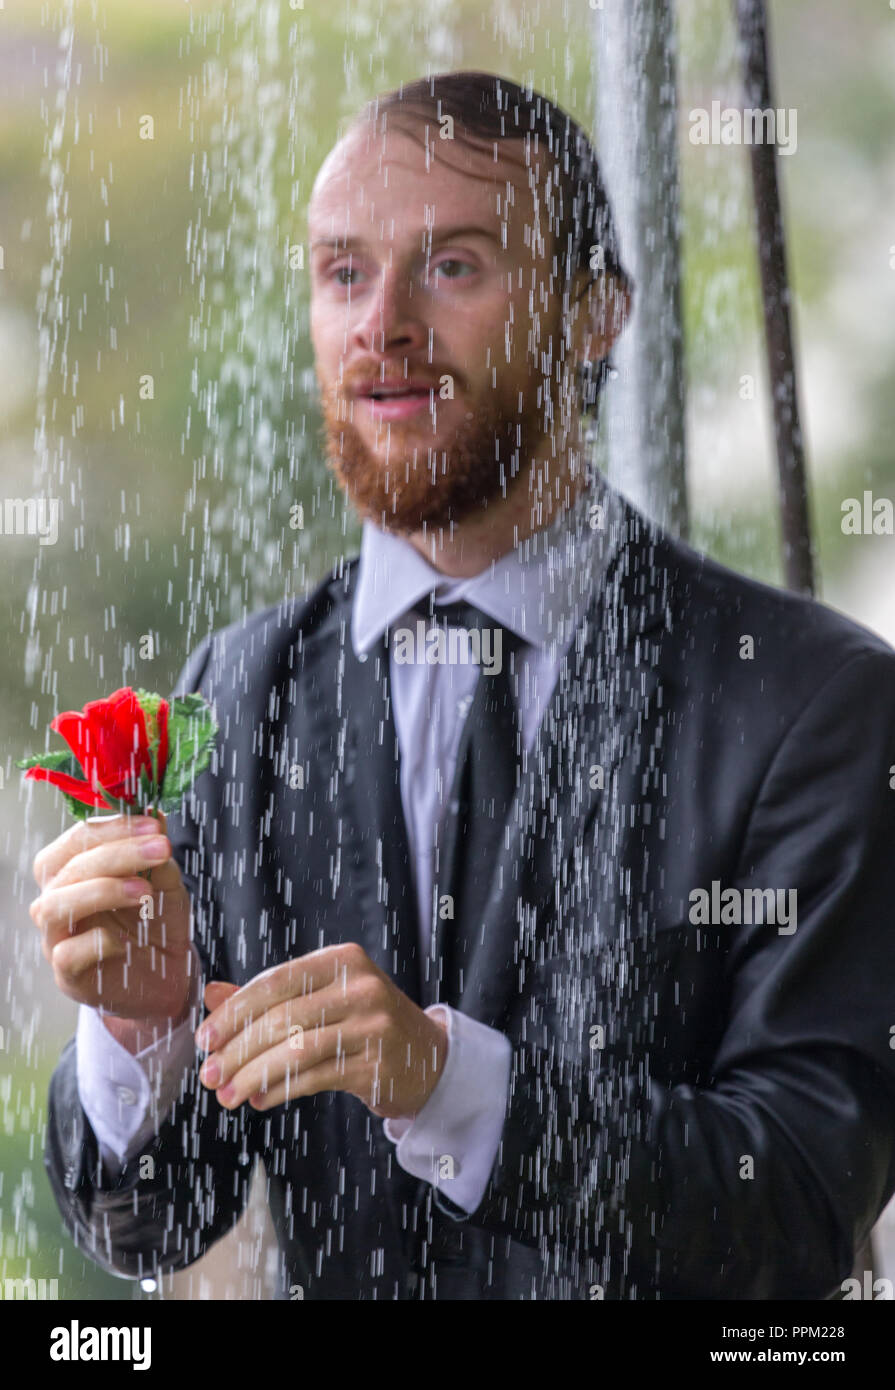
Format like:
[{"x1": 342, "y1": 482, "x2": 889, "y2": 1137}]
[
  {"x1": 456, "y1": 505, "x2": 673, "y2": 1027},
  {"x1": 294, "y1": 573, "x2": 422, "y2": 1008}
]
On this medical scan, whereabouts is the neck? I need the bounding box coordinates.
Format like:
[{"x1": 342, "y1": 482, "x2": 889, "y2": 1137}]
[{"x1": 403, "y1": 439, "x2": 588, "y2": 578}]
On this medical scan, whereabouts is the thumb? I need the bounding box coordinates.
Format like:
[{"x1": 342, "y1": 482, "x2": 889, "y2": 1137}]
[{"x1": 204, "y1": 980, "x2": 239, "y2": 1009}]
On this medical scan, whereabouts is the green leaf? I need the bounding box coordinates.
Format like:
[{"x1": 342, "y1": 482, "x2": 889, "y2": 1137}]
[
  {"x1": 16, "y1": 750, "x2": 81, "y2": 774},
  {"x1": 134, "y1": 688, "x2": 167, "y2": 796},
  {"x1": 159, "y1": 693, "x2": 218, "y2": 805}
]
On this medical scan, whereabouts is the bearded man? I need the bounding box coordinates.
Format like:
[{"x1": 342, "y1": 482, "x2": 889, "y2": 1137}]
[{"x1": 36, "y1": 70, "x2": 895, "y2": 1300}]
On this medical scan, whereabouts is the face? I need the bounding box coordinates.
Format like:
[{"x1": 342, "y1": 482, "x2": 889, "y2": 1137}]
[{"x1": 308, "y1": 117, "x2": 598, "y2": 534}]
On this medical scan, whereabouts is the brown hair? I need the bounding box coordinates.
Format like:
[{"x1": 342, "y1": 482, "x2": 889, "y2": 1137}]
[{"x1": 350, "y1": 70, "x2": 633, "y2": 414}]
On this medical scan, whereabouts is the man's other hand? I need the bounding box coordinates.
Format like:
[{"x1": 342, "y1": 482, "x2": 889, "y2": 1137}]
[{"x1": 195, "y1": 942, "x2": 448, "y2": 1119}]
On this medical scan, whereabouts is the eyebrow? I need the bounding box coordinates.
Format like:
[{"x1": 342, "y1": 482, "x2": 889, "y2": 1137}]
[{"x1": 309, "y1": 224, "x2": 502, "y2": 251}]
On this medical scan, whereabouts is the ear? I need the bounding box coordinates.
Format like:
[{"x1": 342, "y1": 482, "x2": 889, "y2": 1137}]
[{"x1": 568, "y1": 269, "x2": 632, "y2": 370}]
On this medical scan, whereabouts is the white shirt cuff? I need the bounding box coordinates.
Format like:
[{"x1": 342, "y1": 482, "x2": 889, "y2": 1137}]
[
  {"x1": 382, "y1": 1004, "x2": 512, "y2": 1213},
  {"x1": 76, "y1": 944, "x2": 203, "y2": 1170}
]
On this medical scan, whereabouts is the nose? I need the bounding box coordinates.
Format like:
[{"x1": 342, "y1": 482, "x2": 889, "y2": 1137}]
[{"x1": 350, "y1": 265, "x2": 428, "y2": 357}]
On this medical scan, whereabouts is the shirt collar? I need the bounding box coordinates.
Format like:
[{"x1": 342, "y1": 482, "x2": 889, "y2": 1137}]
[{"x1": 351, "y1": 472, "x2": 624, "y2": 663}]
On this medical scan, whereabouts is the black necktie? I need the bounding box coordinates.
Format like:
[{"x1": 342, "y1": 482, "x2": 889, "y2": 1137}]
[{"x1": 414, "y1": 598, "x2": 526, "y2": 1004}]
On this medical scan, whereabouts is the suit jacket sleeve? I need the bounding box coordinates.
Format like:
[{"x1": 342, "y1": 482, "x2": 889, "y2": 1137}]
[
  {"x1": 470, "y1": 646, "x2": 895, "y2": 1298},
  {"x1": 43, "y1": 633, "x2": 258, "y2": 1280}
]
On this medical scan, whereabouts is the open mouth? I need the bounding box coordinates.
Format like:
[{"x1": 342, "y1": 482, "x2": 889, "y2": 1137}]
[{"x1": 360, "y1": 387, "x2": 433, "y2": 417}]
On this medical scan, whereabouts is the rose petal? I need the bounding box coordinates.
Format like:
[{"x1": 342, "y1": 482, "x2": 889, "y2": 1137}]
[
  {"x1": 24, "y1": 764, "x2": 113, "y2": 809},
  {"x1": 153, "y1": 698, "x2": 170, "y2": 791},
  {"x1": 51, "y1": 688, "x2": 152, "y2": 804}
]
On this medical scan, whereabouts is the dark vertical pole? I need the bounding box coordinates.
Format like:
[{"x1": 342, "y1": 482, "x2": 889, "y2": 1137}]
[
  {"x1": 736, "y1": 1, "x2": 875, "y2": 1285},
  {"x1": 734, "y1": 0, "x2": 816, "y2": 596}
]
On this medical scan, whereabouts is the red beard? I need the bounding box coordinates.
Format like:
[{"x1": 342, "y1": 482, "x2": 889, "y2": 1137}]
[{"x1": 319, "y1": 373, "x2": 551, "y2": 534}]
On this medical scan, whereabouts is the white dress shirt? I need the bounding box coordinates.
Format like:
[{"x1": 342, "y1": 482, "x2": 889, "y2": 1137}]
[{"x1": 76, "y1": 482, "x2": 621, "y2": 1214}]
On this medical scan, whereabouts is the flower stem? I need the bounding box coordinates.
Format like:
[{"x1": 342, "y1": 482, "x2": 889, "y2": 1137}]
[{"x1": 139, "y1": 800, "x2": 161, "y2": 886}]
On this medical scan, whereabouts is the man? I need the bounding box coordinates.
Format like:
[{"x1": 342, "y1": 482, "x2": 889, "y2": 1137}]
[{"x1": 36, "y1": 71, "x2": 895, "y2": 1300}]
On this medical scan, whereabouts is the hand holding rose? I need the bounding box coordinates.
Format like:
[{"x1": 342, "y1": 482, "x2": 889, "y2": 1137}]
[
  {"x1": 23, "y1": 685, "x2": 217, "y2": 1052},
  {"x1": 29, "y1": 811, "x2": 195, "y2": 1051}
]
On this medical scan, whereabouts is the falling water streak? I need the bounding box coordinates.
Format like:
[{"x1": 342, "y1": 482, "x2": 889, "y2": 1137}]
[
  {"x1": 26, "y1": 6, "x2": 76, "y2": 696},
  {"x1": 173, "y1": 0, "x2": 304, "y2": 1300},
  {"x1": 5, "y1": 0, "x2": 78, "y2": 1302}
]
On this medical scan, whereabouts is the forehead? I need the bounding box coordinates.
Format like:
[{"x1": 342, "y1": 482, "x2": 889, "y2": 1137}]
[{"x1": 308, "y1": 119, "x2": 549, "y2": 251}]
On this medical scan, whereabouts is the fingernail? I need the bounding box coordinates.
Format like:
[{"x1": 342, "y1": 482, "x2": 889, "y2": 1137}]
[
  {"x1": 133, "y1": 818, "x2": 160, "y2": 835},
  {"x1": 142, "y1": 837, "x2": 169, "y2": 860},
  {"x1": 201, "y1": 1060, "x2": 221, "y2": 1086},
  {"x1": 124, "y1": 878, "x2": 148, "y2": 898},
  {"x1": 196, "y1": 1025, "x2": 216, "y2": 1050},
  {"x1": 217, "y1": 1084, "x2": 235, "y2": 1104}
]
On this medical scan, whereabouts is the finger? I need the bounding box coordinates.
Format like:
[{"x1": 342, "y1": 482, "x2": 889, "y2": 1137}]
[
  {"x1": 31, "y1": 876, "x2": 150, "y2": 942},
  {"x1": 196, "y1": 941, "x2": 371, "y2": 1051},
  {"x1": 198, "y1": 989, "x2": 352, "y2": 1087},
  {"x1": 215, "y1": 1035, "x2": 353, "y2": 1111},
  {"x1": 48, "y1": 832, "x2": 174, "y2": 890},
  {"x1": 246, "y1": 1056, "x2": 359, "y2": 1112},
  {"x1": 51, "y1": 926, "x2": 128, "y2": 993},
  {"x1": 33, "y1": 812, "x2": 163, "y2": 889},
  {"x1": 205, "y1": 981, "x2": 239, "y2": 1010}
]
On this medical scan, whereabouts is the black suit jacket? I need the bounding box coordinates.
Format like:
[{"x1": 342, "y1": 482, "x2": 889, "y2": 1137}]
[{"x1": 45, "y1": 494, "x2": 895, "y2": 1299}]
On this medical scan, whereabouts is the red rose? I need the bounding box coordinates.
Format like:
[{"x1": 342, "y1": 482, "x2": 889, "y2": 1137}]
[
  {"x1": 24, "y1": 687, "x2": 170, "y2": 811},
  {"x1": 19, "y1": 684, "x2": 214, "y2": 820}
]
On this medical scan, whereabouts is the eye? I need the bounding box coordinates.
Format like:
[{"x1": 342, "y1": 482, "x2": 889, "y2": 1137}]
[
  {"x1": 432, "y1": 257, "x2": 475, "y2": 281},
  {"x1": 330, "y1": 264, "x2": 364, "y2": 287}
]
